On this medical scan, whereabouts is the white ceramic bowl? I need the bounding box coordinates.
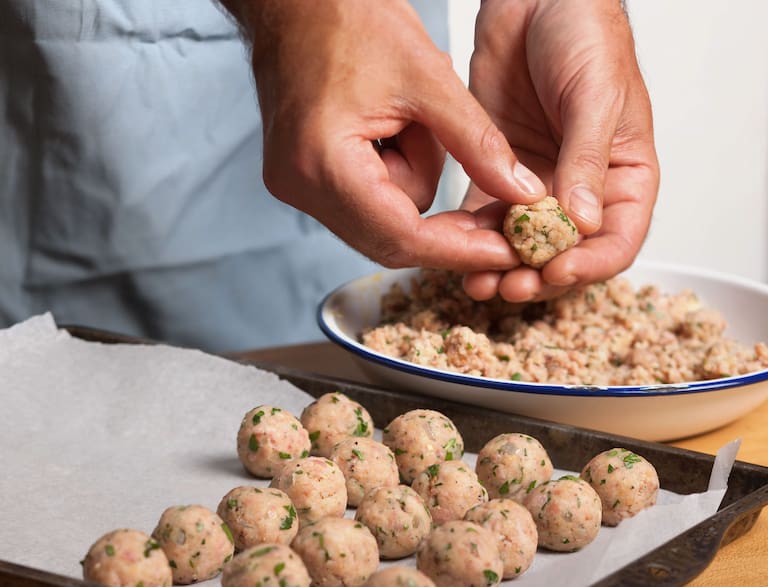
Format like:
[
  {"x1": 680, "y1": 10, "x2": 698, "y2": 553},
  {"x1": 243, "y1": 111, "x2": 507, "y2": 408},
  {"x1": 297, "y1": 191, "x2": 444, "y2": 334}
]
[{"x1": 317, "y1": 261, "x2": 768, "y2": 441}]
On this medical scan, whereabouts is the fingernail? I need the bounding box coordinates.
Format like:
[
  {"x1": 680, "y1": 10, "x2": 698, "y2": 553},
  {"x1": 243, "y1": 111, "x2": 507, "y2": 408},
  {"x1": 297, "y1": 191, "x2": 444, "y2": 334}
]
[
  {"x1": 569, "y1": 186, "x2": 601, "y2": 226},
  {"x1": 512, "y1": 161, "x2": 545, "y2": 196}
]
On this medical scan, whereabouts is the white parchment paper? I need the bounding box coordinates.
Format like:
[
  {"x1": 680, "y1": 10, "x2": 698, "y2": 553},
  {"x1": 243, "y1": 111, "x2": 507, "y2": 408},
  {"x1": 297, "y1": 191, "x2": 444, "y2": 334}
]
[{"x1": 0, "y1": 314, "x2": 738, "y2": 586}]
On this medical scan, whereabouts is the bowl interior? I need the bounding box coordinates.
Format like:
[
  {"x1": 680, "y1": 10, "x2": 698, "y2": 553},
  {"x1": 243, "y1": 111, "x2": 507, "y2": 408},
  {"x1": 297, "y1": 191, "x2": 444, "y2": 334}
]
[{"x1": 317, "y1": 261, "x2": 768, "y2": 440}]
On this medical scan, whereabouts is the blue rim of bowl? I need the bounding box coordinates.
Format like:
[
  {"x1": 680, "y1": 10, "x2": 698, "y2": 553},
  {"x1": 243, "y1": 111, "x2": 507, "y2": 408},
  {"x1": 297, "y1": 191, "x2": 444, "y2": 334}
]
[{"x1": 316, "y1": 263, "x2": 768, "y2": 398}]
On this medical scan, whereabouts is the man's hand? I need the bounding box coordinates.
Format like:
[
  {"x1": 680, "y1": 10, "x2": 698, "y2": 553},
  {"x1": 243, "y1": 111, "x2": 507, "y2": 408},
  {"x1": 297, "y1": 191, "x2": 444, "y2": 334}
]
[
  {"x1": 462, "y1": 0, "x2": 660, "y2": 302},
  {"x1": 222, "y1": 0, "x2": 546, "y2": 272}
]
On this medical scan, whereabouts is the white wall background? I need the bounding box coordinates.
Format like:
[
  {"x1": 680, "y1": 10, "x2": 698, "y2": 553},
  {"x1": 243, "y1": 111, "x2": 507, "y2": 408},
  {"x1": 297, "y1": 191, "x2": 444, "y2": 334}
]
[{"x1": 447, "y1": 0, "x2": 768, "y2": 281}]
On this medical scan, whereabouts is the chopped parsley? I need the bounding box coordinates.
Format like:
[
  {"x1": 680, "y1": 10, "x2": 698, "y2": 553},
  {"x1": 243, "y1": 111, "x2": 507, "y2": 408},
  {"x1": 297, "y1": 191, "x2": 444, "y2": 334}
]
[
  {"x1": 483, "y1": 569, "x2": 500, "y2": 584},
  {"x1": 280, "y1": 504, "x2": 296, "y2": 530}
]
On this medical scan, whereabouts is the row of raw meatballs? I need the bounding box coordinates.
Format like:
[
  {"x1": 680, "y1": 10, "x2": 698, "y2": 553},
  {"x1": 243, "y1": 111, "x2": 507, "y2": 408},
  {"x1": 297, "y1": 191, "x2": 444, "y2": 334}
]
[{"x1": 82, "y1": 391, "x2": 659, "y2": 587}]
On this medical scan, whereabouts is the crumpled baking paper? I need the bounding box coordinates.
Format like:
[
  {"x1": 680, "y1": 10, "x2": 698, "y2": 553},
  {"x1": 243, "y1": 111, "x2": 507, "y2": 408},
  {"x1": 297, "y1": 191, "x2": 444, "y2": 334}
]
[{"x1": 0, "y1": 314, "x2": 738, "y2": 586}]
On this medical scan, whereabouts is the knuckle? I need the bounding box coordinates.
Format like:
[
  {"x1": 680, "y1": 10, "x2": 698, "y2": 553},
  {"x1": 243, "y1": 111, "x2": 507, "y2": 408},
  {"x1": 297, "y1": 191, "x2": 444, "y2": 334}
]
[
  {"x1": 476, "y1": 121, "x2": 508, "y2": 159},
  {"x1": 569, "y1": 147, "x2": 608, "y2": 179},
  {"x1": 373, "y1": 241, "x2": 416, "y2": 269}
]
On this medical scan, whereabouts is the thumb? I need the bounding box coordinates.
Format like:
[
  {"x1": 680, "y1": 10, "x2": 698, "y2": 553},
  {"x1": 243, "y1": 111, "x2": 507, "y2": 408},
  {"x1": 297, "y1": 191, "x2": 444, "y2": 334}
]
[
  {"x1": 554, "y1": 88, "x2": 621, "y2": 234},
  {"x1": 416, "y1": 74, "x2": 547, "y2": 205}
]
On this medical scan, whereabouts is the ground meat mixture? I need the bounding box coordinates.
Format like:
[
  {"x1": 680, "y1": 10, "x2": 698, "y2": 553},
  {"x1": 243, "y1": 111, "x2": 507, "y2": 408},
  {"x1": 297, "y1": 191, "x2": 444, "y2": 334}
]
[
  {"x1": 581, "y1": 447, "x2": 660, "y2": 526},
  {"x1": 221, "y1": 543, "x2": 310, "y2": 587},
  {"x1": 362, "y1": 268, "x2": 768, "y2": 386},
  {"x1": 522, "y1": 476, "x2": 602, "y2": 552},
  {"x1": 503, "y1": 196, "x2": 579, "y2": 268},
  {"x1": 151, "y1": 505, "x2": 234, "y2": 584},
  {"x1": 81, "y1": 529, "x2": 172, "y2": 587},
  {"x1": 216, "y1": 486, "x2": 298, "y2": 551}
]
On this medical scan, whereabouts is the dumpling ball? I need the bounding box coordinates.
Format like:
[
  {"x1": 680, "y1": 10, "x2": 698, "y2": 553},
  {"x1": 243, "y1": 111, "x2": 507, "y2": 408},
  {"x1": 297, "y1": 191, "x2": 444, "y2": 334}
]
[
  {"x1": 355, "y1": 484, "x2": 432, "y2": 559},
  {"x1": 522, "y1": 476, "x2": 602, "y2": 552},
  {"x1": 236, "y1": 405, "x2": 311, "y2": 478},
  {"x1": 581, "y1": 447, "x2": 660, "y2": 526},
  {"x1": 216, "y1": 486, "x2": 298, "y2": 551},
  {"x1": 475, "y1": 433, "x2": 553, "y2": 501},
  {"x1": 151, "y1": 505, "x2": 235, "y2": 584},
  {"x1": 221, "y1": 543, "x2": 310, "y2": 587},
  {"x1": 503, "y1": 195, "x2": 578, "y2": 268},
  {"x1": 300, "y1": 391, "x2": 374, "y2": 457},
  {"x1": 416, "y1": 520, "x2": 503, "y2": 587},
  {"x1": 291, "y1": 517, "x2": 379, "y2": 587},
  {"x1": 382, "y1": 409, "x2": 464, "y2": 484},
  {"x1": 329, "y1": 437, "x2": 399, "y2": 507},
  {"x1": 411, "y1": 461, "x2": 488, "y2": 526},
  {"x1": 269, "y1": 456, "x2": 347, "y2": 527},
  {"x1": 464, "y1": 499, "x2": 538, "y2": 579},
  {"x1": 81, "y1": 529, "x2": 172, "y2": 587},
  {"x1": 364, "y1": 566, "x2": 436, "y2": 587}
]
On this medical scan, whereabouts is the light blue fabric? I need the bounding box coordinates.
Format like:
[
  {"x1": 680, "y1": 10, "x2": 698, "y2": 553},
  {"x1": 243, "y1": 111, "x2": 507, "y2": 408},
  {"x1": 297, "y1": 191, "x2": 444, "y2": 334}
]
[{"x1": 0, "y1": 0, "x2": 449, "y2": 351}]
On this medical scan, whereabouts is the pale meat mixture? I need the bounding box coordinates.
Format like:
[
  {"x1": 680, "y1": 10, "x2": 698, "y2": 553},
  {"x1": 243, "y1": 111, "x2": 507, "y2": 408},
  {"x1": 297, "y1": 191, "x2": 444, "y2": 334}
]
[{"x1": 362, "y1": 268, "x2": 768, "y2": 386}]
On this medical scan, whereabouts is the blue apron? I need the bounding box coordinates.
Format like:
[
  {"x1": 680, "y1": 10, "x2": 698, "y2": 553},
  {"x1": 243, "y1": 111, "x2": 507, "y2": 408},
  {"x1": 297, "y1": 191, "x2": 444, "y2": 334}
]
[{"x1": 0, "y1": 0, "x2": 449, "y2": 351}]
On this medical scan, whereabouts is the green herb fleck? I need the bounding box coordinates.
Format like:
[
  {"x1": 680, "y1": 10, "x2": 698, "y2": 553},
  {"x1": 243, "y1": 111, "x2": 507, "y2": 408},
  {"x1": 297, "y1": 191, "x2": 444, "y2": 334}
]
[
  {"x1": 353, "y1": 407, "x2": 370, "y2": 437},
  {"x1": 274, "y1": 562, "x2": 286, "y2": 576},
  {"x1": 248, "y1": 434, "x2": 260, "y2": 452},
  {"x1": 623, "y1": 452, "x2": 642, "y2": 469},
  {"x1": 351, "y1": 449, "x2": 365, "y2": 460},
  {"x1": 221, "y1": 523, "x2": 234, "y2": 544},
  {"x1": 426, "y1": 464, "x2": 440, "y2": 479},
  {"x1": 105, "y1": 544, "x2": 115, "y2": 557},
  {"x1": 607, "y1": 464, "x2": 615, "y2": 473},
  {"x1": 142, "y1": 540, "x2": 160, "y2": 558},
  {"x1": 483, "y1": 569, "x2": 499, "y2": 584},
  {"x1": 251, "y1": 546, "x2": 276, "y2": 558},
  {"x1": 444, "y1": 438, "x2": 459, "y2": 461},
  {"x1": 252, "y1": 410, "x2": 265, "y2": 425},
  {"x1": 278, "y1": 452, "x2": 292, "y2": 459},
  {"x1": 280, "y1": 504, "x2": 297, "y2": 530},
  {"x1": 514, "y1": 214, "x2": 530, "y2": 224}
]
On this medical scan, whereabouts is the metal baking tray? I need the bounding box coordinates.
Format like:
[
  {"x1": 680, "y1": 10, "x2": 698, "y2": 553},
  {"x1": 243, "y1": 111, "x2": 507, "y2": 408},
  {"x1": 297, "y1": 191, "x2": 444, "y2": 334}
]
[{"x1": 2, "y1": 326, "x2": 767, "y2": 587}]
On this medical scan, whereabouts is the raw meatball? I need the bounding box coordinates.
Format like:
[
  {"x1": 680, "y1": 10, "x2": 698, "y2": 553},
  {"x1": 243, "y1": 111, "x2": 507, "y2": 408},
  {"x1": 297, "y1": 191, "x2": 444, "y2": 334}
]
[
  {"x1": 364, "y1": 566, "x2": 436, "y2": 587},
  {"x1": 522, "y1": 476, "x2": 602, "y2": 551},
  {"x1": 464, "y1": 499, "x2": 538, "y2": 579},
  {"x1": 216, "y1": 486, "x2": 298, "y2": 551},
  {"x1": 382, "y1": 409, "x2": 464, "y2": 484},
  {"x1": 411, "y1": 461, "x2": 488, "y2": 526},
  {"x1": 416, "y1": 520, "x2": 503, "y2": 587},
  {"x1": 503, "y1": 196, "x2": 578, "y2": 268},
  {"x1": 475, "y1": 433, "x2": 553, "y2": 502},
  {"x1": 269, "y1": 456, "x2": 347, "y2": 527},
  {"x1": 581, "y1": 447, "x2": 660, "y2": 526},
  {"x1": 81, "y1": 529, "x2": 172, "y2": 587},
  {"x1": 355, "y1": 485, "x2": 433, "y2": 559},
  {"x1": 300, "y1": 391, "x2": 374, "y2": 457},
  {"x1": 236, "y1": 405, "x2": 311, "y2": 478},
  {"x1": 221, "y1": 543, "x2": 310, "y2": 587},
  {"x1": 151, "y1": 505, "x2": 235, "y2": 584},
  {"x1": 329, "y1": 437, "x2": 399, "y2": 507},
  {"x1": 291, "y1": 517, "x2": 379, "y2": 587}
]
